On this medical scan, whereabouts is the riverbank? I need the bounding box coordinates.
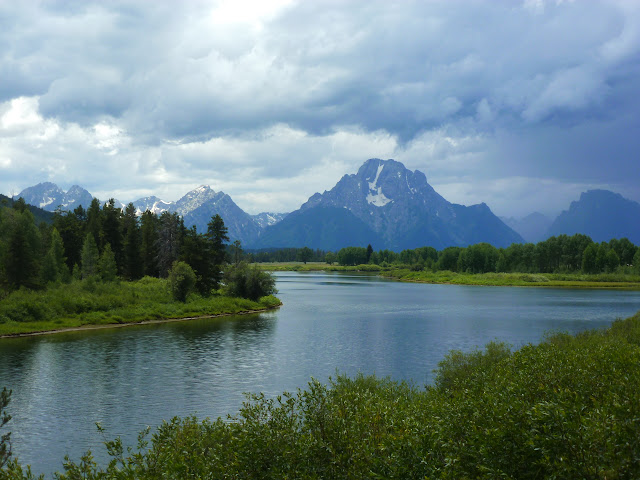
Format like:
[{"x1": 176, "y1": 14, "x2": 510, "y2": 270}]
[
  {"x1": 258, "y1": 262, "x2": 640, "y2": 289},
  {"x1": 0, "y1": 276, "x2": 281, "y2": 337}
]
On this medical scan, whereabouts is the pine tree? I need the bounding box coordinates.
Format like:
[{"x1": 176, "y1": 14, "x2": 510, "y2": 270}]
[
  {"x1": 53, "y1": 209, "x2": 85, "y2": 270},
  {"x1": 86, "y1": 198, "x2": 102, "y2": 247},
  {"x1": 156, "y1": 212, "x2": 182, "y2": 277},
  {"x1": 122, "y1": 204, "x2": 142, "y2": 280},
  {"x1": 81, "y1": 233, "x2": 100, "y2": 279},
  {"x1": 98, "y1": 243, "x2": 118, "y2": 282},
  {"x1": 140, "y1": 210, "x2": 159, "y2": 277},
  {"x1": 41, "y1": 228, "x2": 66, "y2": 284},
  {"x1": 2, "y1": 208, "x2": 42, "y2": 289},
  {"x1": 206, "y1": 214, "x2": 229, "y2": 289},
  {"x1": 102, "y1": 199, "x2": 123, "y2": 270}
]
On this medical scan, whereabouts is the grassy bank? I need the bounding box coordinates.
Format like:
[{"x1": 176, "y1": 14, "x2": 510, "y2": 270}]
[
  {"x1": 0, "y1": 277, "x2": 281, "y2": 337},
  {"x1": 258, "y1": 262, "x2": 640, "y2": 289},
  {"x1": 382, "y1": 269, "x2": 640, "y2": 289},
  {"x1": 5, "y1": 310, "x2": 639, "y2": 478}
]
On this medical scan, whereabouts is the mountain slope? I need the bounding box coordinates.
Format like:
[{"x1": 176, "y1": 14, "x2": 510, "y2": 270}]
[
  {"x1": 253, "y1": 206, "x2": 384, "y2": 251},
  {"x1": 0, "y1": 194, "x2": 55, "y2": 224},
  {"x1": 500, "y1": 212, "x2": 552, "y2": 244},
  {"x1": 286, "y1": 158, "x2": 523, "y2": 250},
  {"x1": 183, "y1": 192, "x2": 262, "y2": 245},
  {"x1": 545, "y1": 190, "x2": 640, "y2": 243}
]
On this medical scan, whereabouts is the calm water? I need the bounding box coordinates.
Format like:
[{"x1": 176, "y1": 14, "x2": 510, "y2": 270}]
[{"x1": 1, "y1": 272, "x2": 640, "y2": 476}]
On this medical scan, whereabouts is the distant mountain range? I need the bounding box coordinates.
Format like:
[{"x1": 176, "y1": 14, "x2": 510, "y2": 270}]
[
  {"x1": 500, "y1": 212, "x2": 553, "y2": 244},
  {"x1": 17, "y1": 182, "x2": 285, "y2": 245},
  {"x1": 14, "y1": 161, "x2": 640, "y2": 249},
  {"x1": 545, "y1": 190, "x2": 640, "y2": 244},
  {"x1": 253, "y1": 159, "x2": 523, "y2": 250}
]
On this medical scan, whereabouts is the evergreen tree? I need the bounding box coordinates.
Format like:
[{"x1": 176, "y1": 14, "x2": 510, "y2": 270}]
[
  {"x1": 366, "y1": 244, "x2": 374, "y2": 263},
  {"x1": 2, "y1": 208, "x2": 42, "y2": 289},
  {"x1": 180, "y1": 226, "x2": 214, "y2": 295},
  {"x1": 156, "y1": 212, "x2": 182, "y2": 277},
  {"x1": 86, "y1": 198, "x2": 102, "y2": 247},
  {"x1": 634, "y1": 248, "x2": 640, "y2": 274},
  {"x1": 297, "y1": 246, "x2": 313, "y2": 264},
  {"x1": 41, "y1": 228, "x2": 66, "y2": 284},
  {"x1": 53, "y1": 209, "x2": 85, "y2": 270},
  {"x1": 206, "y1": 214, "x2": 229, "y2": 289},
  {"x1": 122, "y1": 204, "x2": 143, "y2": 280},
  {"x1": 140, "y1": 210, "x2": 159, "y2": 277},
  {"x1": 102, "y1": 199, "x2": 123, "y2": 269},
  {"x1": 98, "y1": 243, "x2": 118, "y2": 282},
  {"x1": 81, "y1": 233, "x2": 100, "y2": 279}
]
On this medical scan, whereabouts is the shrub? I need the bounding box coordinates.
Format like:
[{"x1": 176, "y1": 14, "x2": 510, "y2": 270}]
[
  {"x1": 225, "y1": 263, "x2": 277, "y2": 301},
  {"x1": 168, "y1": 261, "x2": 197, "y2": 302}
]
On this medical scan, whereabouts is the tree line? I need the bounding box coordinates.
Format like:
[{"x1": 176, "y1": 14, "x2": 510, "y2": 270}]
[
  {"x1": 0, "y1": 197, "x2": 274, "y2": 300},
  {"x1": 333, "y1": 234, "x2": 640, "y2": 274}
]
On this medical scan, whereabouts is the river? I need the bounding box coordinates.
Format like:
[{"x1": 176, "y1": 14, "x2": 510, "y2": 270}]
[{"x1": 1, "y1": 271, "x2": 639, "y2": 476}]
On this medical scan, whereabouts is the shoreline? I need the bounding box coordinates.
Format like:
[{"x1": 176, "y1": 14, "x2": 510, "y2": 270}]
[
  {"x1": 260, "y1": 265, "x2": 640, "y2": 290},
  {"x1": 0, "y1": 303, "x2": 282, "y2": 340}
]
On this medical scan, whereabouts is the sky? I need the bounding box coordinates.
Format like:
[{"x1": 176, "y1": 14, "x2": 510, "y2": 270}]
[{"x1": 1, "y1": 0, "x2": 639, "y2": 218}]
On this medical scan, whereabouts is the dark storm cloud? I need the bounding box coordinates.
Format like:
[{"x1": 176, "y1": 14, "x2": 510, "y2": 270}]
[{"x1": 1, "y1": 0, "x2": 639, "y2": 215}]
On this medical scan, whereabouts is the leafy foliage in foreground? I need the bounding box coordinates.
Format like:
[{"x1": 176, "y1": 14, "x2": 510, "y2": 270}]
[{"x1": 3, "y1": 312, "x2": 640, "y2": 479}]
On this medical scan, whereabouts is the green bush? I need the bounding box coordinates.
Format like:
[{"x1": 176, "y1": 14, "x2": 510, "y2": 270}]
[
  {"x1": 167, "y1": 261, "x2": 197, "y2": 302},
  {"x1": 225, "y1": 263, "x2": 277, "y2": 301}
]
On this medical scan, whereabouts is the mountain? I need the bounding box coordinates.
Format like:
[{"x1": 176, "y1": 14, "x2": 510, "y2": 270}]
[
  {"x1": 182, "y1": 191, "x2": 262, "y2": 245},
  {"x1": 17, "y1": 182, "x2": 65, "y2": 211},
  {"x1": 545, "y1": 190, "x2": 640, "y2": 244},
  {"x1": 132, "y1": 196, "x2": 174, "y2": 216},
  {"x1": 254, "y1": 158, "x2": 523, "y2": 251},
  {"x1": 17, "y1": 182, "x2": 271, "y2": 245},
  {"x1": 500, "y1": 212, "x2": 552, "y2": 244},
  {"x1": 253, "y1": 206, "x2": 383, "y2": 251},
  {"x1": 60, "y1": 185, "x2": 94, "y2": 211},
  {"x1": 251, "y1": 212, "x2": 288, "y2": 229},
  {"x1": 17, "y1": 182, "x2": 116, "y2": 212}
]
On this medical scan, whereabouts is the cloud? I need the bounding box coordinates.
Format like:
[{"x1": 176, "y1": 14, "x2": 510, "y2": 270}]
[{"x1": 0, "y1": 1, "x2": 639, "y2": 218}]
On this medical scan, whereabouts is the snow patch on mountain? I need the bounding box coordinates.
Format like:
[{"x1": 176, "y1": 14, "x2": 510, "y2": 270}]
[{"x1": 366, "y1": 161, "x2": 392, "y2": 207}]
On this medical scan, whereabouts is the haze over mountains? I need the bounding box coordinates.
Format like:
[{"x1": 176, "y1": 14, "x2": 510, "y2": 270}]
[{"x1": 15, "y1": 159, "x2": 640, "y2": 250}]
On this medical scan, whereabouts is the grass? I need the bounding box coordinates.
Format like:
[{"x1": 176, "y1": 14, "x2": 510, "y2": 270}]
[
  {"x1": 256, "y1": 262, "x2": 640, "y2": 289},
  {"x1": 0, "y1": 276, "x2": 281, "y2": 337},
  {"x1": 382, "y1": 269, "x2": 640, "y2": 289}
]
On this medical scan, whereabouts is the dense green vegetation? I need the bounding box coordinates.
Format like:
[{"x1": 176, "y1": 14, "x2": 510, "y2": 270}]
[
  {"x1": 0, "y1": 198, "x2": 278, "y2": 335},
  {"x1": 0, "y1": 276, "x2": 280, "y2": 336},
  {"x1": 246, "y1": 246, "x2": 328, "y2": 264},
  {"x1": 333, "y1": 234, "x2": 639, "y2": 275},
  {"x1": 2, "y1": 311, "x2": 639, "y2": 478},
  {"x1": 253, "y1": 235, "x2": 640, "y2": 288}
]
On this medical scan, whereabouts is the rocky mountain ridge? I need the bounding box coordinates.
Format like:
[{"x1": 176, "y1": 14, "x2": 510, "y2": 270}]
[
  {"x1": 255, "y1": 158, "x2": 524, "y2": 250},
  {"x1": 545, "y1": 190, "x2": 640, "y2": 244},
  {"x1": 17, "y1": 182, "x2": 285, "y2": 244},
  {"x1": 15, "y1": 163, "x2": 639, "y2": 250}
]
